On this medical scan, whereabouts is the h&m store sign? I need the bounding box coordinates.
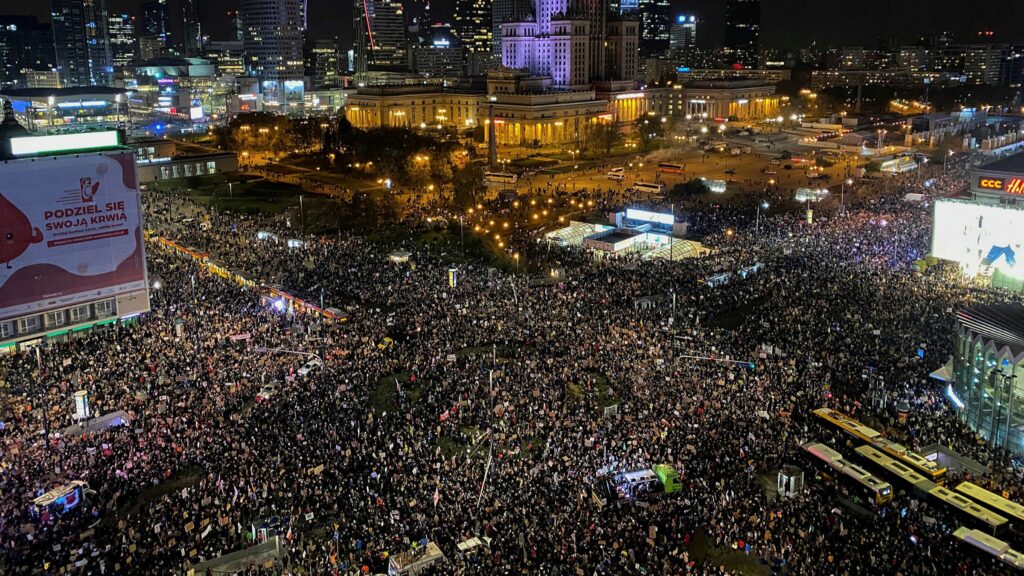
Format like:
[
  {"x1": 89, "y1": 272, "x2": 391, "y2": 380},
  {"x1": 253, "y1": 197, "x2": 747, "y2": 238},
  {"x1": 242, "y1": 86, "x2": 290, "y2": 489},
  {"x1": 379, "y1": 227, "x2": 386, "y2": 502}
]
[{"x1": 978, "y1": 176, "x2": 1024, "y2": 195}]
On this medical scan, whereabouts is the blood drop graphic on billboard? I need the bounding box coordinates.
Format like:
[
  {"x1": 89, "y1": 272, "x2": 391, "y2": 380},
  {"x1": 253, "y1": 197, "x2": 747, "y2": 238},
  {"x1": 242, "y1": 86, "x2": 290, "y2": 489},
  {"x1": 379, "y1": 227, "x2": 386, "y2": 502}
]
[
  {"x1": 0, "y1": 193, "x2": 45, "y2": 266},
  {"x1": 0, "y1": 152, "x2": 147, "y2": 322}
]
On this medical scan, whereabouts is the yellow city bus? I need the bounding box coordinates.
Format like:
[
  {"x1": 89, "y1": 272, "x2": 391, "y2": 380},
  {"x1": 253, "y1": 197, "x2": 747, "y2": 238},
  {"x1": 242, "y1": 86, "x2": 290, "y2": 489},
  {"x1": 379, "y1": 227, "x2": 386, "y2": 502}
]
[
  {"x1": 931, "y1": 486, "x2": 1008, "y2": 535},
  {"x1": 854, "y1": 445, "x2": 935, "y2": 494},
  {"x1": 953, "y1": 526, "x2": 1024, "y2": 570},
  {"x1": 958, "y1": 481, "x2": 1024, "y2": 543},
  {"x1": 801, "y1": 441, "x2": 893, "y2": 505},
  {"x1": 814, "y1": 407, "x2": 946, "y2": 485},
  {"x1": 957, "y1": 482, "x2": 1024, "y2": 525},
  {"x1": 855, "y1": 446, "x2": 1008, "y2": 535}
]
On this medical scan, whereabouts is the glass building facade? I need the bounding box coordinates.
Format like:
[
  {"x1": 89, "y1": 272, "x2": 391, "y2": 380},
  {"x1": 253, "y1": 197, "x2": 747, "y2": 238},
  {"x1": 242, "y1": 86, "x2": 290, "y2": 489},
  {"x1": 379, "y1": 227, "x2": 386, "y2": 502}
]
[{"x1": 950, "y1": 305, "x2": 1024, "y2": 456}]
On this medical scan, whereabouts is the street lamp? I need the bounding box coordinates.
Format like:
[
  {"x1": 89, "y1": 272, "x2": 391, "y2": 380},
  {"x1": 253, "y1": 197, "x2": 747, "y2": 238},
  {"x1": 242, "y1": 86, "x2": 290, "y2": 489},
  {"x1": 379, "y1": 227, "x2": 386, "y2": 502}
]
[
  {"x1": 254, "y1": 346, "x2": 326, "y2": 384},
  {"x1": 513, "y1": 253, "x2": 520, "y2": 273},
  {"x1": 756, "y1": 200, "x2": 769, "y2": 235},
  {"x1": 841, "y1": 178, "x2": 852, "y2": 214}
]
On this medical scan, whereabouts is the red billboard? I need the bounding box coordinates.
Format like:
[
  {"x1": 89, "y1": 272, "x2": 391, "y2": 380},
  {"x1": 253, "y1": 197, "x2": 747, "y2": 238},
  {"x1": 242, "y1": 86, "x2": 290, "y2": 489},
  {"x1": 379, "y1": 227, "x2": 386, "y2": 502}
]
[{"x1": 0, "y1": 151, "x2": 147, "y2": 322}]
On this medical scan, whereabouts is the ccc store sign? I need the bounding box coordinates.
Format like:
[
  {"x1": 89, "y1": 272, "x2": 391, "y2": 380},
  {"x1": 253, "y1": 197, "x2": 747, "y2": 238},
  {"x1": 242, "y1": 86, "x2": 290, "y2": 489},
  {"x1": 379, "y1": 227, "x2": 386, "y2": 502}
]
[{"x1": 978, "y1": 177, "x2": 1004, "y2": 190}]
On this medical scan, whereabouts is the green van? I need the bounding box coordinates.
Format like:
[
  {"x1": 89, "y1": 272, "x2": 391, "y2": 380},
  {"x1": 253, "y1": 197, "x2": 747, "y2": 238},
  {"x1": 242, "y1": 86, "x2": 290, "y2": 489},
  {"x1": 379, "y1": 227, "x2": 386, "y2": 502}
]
[{"x1": 653, "y1": 464, "x2": 682, "y2": 494}]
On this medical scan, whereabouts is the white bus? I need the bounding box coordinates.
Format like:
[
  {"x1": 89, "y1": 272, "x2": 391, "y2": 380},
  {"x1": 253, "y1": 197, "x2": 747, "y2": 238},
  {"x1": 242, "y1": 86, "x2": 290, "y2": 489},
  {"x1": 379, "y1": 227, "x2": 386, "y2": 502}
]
[
  {"x1": 484, "y1": 172, "x2": 518, "y2": 184},
  {"x1": 656, "y1": 163, "x2": 686, "y2": 174},
  {"x1": 631, "y1": 182, "x2": 665, "y2": 195}
]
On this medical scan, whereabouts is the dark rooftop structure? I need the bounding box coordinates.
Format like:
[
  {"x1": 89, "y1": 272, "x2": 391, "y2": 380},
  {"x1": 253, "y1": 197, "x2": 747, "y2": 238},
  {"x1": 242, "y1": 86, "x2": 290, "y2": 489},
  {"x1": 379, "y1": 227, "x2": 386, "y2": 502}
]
[
  {"x1": 977, "y1": 153, "x2": 1024, "y2": 175},
  {"x1": 0, "y1": 99, "x2": 30, "y2": 160},
  {"x1": 599, "y1": 231, "x2": 641, "y2": 245},
  {"x1": 0, "y1": 87, "x2": 127, "y2": 99},
  {"x1": 957, "y1": 304, "x2": 1024, "y2": 356}
]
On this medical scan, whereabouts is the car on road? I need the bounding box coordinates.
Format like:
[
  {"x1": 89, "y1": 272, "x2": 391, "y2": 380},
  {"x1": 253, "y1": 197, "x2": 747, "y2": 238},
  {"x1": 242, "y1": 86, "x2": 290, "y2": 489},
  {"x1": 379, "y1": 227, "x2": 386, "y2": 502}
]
[
  {"x1": 723, "y1": 168, "x2": 736, "y2": 175},
  {"x1": 256, "y1": 383, "x2": 277, "y2": 402},
  {"x1": 297, "y1": 358, "x2": 322, "y2": 377},
  {"x1": 762, "y1": 169, "x2": 777, "y2": 175}
]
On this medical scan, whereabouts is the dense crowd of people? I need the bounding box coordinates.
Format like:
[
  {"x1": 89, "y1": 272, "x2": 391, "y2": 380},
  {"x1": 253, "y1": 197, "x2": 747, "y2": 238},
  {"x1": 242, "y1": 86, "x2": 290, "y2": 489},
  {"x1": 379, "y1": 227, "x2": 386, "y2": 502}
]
[{"x1": 2, "y1": 154, "x2": 1023, "y2": 576}]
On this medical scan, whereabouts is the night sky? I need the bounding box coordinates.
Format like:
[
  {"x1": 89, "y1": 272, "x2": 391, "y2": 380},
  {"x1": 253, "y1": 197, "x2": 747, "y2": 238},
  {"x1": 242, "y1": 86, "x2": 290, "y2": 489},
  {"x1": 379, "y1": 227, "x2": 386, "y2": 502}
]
[{"x1": 8, "y1": 0, "x2": 1024, "y2": 51}]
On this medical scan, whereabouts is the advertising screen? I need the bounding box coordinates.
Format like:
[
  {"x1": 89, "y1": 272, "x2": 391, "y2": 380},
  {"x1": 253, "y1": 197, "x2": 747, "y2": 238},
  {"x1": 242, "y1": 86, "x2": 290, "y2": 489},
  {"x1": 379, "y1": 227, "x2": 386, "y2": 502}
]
[
  {"x1": 932, "y1": 199, "x2": 1024, "y2": 277},
  {"x1": 625, "y1": 208, "x2": 673, "y2": 226},
  {"x1": 0, "y1": 152, "x2": 147, "y2": 322}
]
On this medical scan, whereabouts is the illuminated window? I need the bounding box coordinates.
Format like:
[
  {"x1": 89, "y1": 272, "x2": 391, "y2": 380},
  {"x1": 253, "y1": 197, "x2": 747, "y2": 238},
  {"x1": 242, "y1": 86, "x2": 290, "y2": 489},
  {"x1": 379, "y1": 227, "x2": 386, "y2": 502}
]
[
  {"x1": 45, "y1": 310, "x2": 66, "y2": 328},
  {"x1": 17, "y1": 316, "x2": 41, "y2": 334},
  {"x1": 95, "y1": 300, "x2": 115, "y2": 317},
  {"x1": 70, "y1": 304, "x2": 91, "y2": 323}
]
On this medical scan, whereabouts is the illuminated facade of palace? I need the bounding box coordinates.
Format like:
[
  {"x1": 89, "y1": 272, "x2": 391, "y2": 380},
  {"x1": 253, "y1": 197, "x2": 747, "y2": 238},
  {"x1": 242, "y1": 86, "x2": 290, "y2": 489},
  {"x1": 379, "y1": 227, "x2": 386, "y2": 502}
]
[
  {"x1": 647, "y1": 79, "x2": 781, "y2": 120},
  {"x1": 345, "y1": 0, "x2": 647, "y2": 147},
  {"x1": 344, "y1": 70, "x2": 651, "y2": 147}
]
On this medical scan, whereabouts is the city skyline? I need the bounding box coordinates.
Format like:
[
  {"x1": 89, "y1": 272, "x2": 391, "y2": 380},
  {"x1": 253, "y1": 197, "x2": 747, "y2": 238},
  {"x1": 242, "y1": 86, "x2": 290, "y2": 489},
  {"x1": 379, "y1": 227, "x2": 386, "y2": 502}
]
[{"x1": 6, "y1": 0, "x2": 1024, "y2": 50}]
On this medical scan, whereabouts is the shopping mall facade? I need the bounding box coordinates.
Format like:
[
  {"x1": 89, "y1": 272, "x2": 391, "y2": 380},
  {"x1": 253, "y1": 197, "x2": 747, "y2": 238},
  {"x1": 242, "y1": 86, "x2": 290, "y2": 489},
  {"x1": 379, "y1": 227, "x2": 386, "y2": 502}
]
[{"x1": 949, "y1": 304, "x2": 1024, "y2": 456}]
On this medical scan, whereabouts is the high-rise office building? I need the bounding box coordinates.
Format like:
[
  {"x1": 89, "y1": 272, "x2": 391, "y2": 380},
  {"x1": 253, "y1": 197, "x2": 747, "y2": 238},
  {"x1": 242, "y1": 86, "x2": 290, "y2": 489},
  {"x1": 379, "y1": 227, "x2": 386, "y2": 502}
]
[
  {"x1": 203, "y1": 40, "x2": 245, "y2": 76},
  {"x1": 453, "y1": 0, "x2": 492, "y2": 73},
  {"x1": 229, "y1": 11, "x2": 244, "y2": 42},
  {"x1": 353, "y1": 0, "x2": 408, "y2": 72},
  {"x1": 635, "y1": 0, "x2": 670, "y2": 57},
  {"x1": 412, "y1": 38, "x2": 466, "y2": 77},
  {"x1": 241, "y1": 0, "x2": 306, "y2": 109},
  {"x1": 182, "y1": 0, "x2": 203, "y2": 57},
  {"x1": 51, "y1": 0, "x2": 89, "y2": 86},
  {"x1": 898, "y1": 46, "x2": 930, "y2": 71},
  {"x1": 0, "y1": 16, "x2": 56, "y2": 88},
  {"x1": 138, "y1": 35, "x2": 166, "y2": 59},
  {"x1": 139, "y1": 1, "x2": 169, "y2": 44},
  {"x1": 1004, "y1": 45, "x2": 1024, "y2": 88},
  {"x1": 492, "y1": 0, "x2": 529, "y2": 58},
  {"x1": 723, "y1": 0, "x2": 759, "y2": 68},
  {"x1": 963, "y1": 44, "x2": 1007, "y2": 86},
  {"x1": 107, "y1": 13, "x2": 136, "y2": 69},
  {"x1": 51, "y1": 0, "x2": 112, "y2": 87},
  {"x1": 82, "y1": 0, "x2": 113, "y2": 85},
  {"x1": 669, "y1": 15, "x2": 697, "y2": 51},
  {"x1": 304, "y1": 37, "x2": 343, "y2": 89},
  {"x1": 616, "y1": 0, "x2": 638, "y2": 12}
]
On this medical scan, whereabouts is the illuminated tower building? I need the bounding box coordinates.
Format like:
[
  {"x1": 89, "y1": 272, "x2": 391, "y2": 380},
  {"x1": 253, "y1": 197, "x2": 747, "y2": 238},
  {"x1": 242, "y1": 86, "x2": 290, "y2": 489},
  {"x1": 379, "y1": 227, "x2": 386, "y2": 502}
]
[
  {"x1": 669, "y1": 15, "x2": 697, "y2": 51},
  {"x1": 635, "y1": 0, "x2": 670, "y2": 57},
  {"x1": 723, "y1": 0, "x2": 760, "y2": 68},
  {"x1": 454, "y1": 0, "x2": 492, "y2": 74},
  {"x1": 139, "y1": 1, "x2": 170, "y2": 46},
  {"x1": 353, "y1": 0, "x2": 408, "y2": 72},
  {"x1": 107, "y1": 13, "x2": 137, "y2": 69},
  {"x1": 240, "y1": 0, "x2": 305, "y2": 111},
  {"x1": 182, "y1": 0, "x2": 203, "y2": 57},
  {"x1": 51, "y1": 0, "x2": 112, "y2": 86},
  {"x1": 492, "y1": 0, "x2": 529, "y2": 59},
  {"x1": 500, "y1": 0, "x2": 638, "y2": 86}
]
